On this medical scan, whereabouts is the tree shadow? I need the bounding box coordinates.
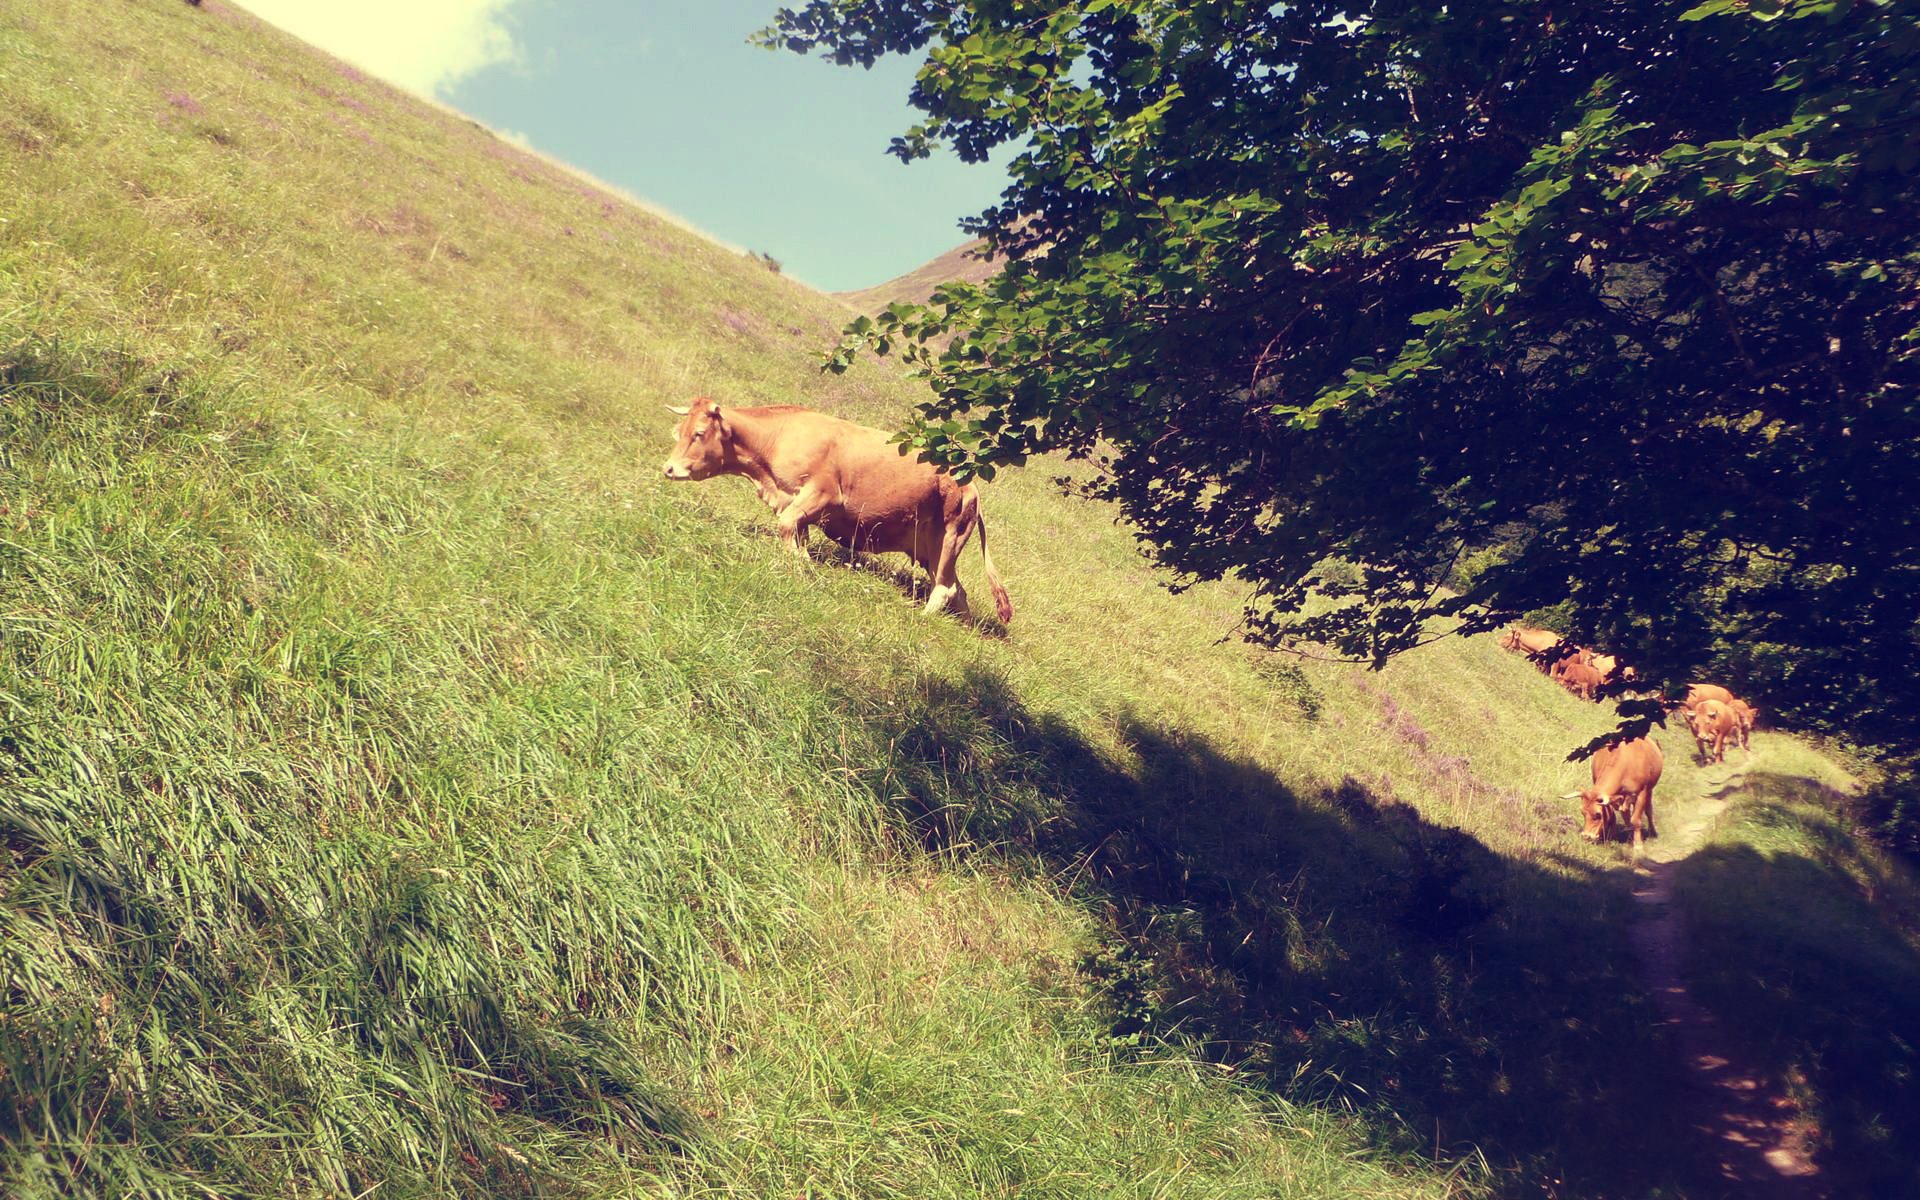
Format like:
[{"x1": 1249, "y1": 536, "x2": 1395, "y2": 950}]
[
  {"x1": 835, "y1": 662, "x2": 1751, "y2": 1197},
  {"x1": 1851, "y1": 769, "x2": 1920, "y2": 867},
  {"x1": 1671, "y1": 774, "x2": 1920, "y2": 1198}
]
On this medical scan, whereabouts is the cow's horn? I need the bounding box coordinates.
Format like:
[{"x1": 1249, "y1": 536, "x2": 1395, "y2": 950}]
[
  {"x1": 665, "y1": 405, "x2": 691, "y2": 416},
  {"x1": 1559, "y1": 791, "x2": 1582, "y2": 800}
]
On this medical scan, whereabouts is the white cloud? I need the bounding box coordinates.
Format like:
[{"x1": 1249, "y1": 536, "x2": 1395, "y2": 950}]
[{"x1": 235, "y1": 0, "x2": 525, "y2": 97}]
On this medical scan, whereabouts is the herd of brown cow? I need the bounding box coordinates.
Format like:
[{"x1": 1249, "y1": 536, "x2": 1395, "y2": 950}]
[
  {"x1": 1503, "y1": 626, "x2": 1761, "y2": 849},
  {"x1": 658, "y1": 400, "x2": 1758, "y2": 855},
  {"x1": 1496, "y1": 626, "x2": 1638, "y2": 700}
]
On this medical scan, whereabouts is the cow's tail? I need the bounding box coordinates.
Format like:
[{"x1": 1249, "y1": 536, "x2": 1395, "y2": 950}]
[{"x1": 974, "y1": 499, "x2": 1013, "y2": 624}]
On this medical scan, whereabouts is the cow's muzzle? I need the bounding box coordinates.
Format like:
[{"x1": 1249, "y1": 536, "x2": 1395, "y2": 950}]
[{"x1": 662, "y1": 462, "x2": 690, "y2": 480}]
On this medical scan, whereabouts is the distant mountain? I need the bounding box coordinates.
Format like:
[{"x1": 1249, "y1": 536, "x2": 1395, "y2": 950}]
[{"x1": 837, "y1": 238, "x2": 1000, "y2": 312}]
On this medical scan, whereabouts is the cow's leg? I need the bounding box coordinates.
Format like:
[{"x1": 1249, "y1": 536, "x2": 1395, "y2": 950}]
[
  {"x1": 921, "y1": 511, "x2": 971, "y2": 616},
  {"x1": 775, "y1": 484, "x2": 832, "y2": 560},
  {"x1": 1642, "y1": 786, "x2": 1657, "y2": 840}
]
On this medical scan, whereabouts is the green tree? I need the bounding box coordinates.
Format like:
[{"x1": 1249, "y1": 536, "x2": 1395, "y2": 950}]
[{"x1": 767, "y1": 0, "x2": 1920, "y2": 774}]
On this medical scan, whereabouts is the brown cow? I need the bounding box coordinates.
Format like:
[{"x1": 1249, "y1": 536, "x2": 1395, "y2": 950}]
[
  {"x1": 662, "y1": 399, "x2": 1011, "y2": 622},
  {"x1": 1727, "y1": 698, "x2": 1758, "y2": 751},
  {"x1": 1684, "y1": 683, "x2": 1735, "y2": 708},
  {"x1": 1548, "y1": 655, "x2": 1602, "y2": 700},
  {"x1": 1691, "y1": 699, "x2": 1740, "y2": 764},
  {"x1": 1501, "y1": 626, "x2": 1562, "y2": 659},
  {"x1": 1566, "y1": 736, "x2": 1664, "y2": 847},
  {"x1": 1674, "y1": 683, "x2": 1739, "y2": 748}
]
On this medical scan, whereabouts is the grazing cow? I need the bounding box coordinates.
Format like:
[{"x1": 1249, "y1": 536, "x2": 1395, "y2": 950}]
[
  {"x1": 1691, "y1": 699, "x2": 1740, "y2": 764},
  {"x1": 1565, "y1": 736, "x2": 1664, "y2": 847},
  {"x1": 661, "y1": 398, "x2": 1012, "y2": 622}
]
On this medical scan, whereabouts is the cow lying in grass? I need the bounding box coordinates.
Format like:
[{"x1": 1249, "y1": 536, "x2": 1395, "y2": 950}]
[
  {"x1": 1500, "y1": 626, "x2": 1562, "y2": 657},
  {"x1": 1552, "y1": 655, "x2": 1604, "y2": 700},
  {"x1": 1566, "y1": 735, "x2": 1663, "y2": 848},
  {"x1": 661, "y1": 397, "x2": 1012, "y2": 623}
]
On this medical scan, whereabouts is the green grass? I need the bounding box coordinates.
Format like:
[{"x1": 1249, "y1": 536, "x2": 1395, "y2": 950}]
[{"x1": 1, "y1": 2, "x2": 1915, "y2": 1197}]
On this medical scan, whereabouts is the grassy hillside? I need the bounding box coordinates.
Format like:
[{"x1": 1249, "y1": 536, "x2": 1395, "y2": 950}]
[{"x1": 3, "y1": 3, "x2": 1917, "y2": 1198}]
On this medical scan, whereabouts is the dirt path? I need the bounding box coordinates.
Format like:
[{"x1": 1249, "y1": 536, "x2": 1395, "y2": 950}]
[{"x1": 1628, "y1": 768, "x2": 1824, "y2": 1197}]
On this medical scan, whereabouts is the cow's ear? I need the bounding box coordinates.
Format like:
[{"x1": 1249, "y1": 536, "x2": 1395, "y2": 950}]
[
  {"x1": 665, "y1": 405, "x2": 691, "y2": 416},
  {"x1": 705, "y1": 400, "x2": 722, "y2": 418}
]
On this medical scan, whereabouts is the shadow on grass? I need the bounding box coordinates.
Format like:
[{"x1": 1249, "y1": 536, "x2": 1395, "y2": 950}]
[
  {"x1": 805, "y1": 535, "x2": 1009, "y2": 636},
  {"x1": 1672, "y1": 773, "x2": 1920, "y2": 1199},
  {"x1": 725, "y1": 517, "x2": 982, "y2": 623},
  {"x1": 1849, "y1": 767, "x2": 1920, "y2": 874},
  {"x1": 840, "y1": 663, "x2": 1753, "y2": 1198}
]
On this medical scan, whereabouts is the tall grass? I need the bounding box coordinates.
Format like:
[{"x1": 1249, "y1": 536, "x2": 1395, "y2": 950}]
[
  {"x1": 1, "y1": 2, "x2": 1914, "y2": 1197},
  {"x1": 0, "y1": 329, "x2": 1479, "y2": 1199}
]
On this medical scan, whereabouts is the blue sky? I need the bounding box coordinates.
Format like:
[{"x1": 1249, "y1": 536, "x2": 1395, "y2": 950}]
[{"x1": 237, "y1": 0, "x2": 1005, "y2": 292}]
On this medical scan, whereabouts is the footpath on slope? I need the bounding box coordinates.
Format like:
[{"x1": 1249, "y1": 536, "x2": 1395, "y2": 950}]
[{"x1": 1626, "y1": 749, "x2": 1823, "y2": 1197}]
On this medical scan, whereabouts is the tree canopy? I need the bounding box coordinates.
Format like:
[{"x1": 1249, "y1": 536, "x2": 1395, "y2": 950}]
[{"x1": 763, "y1": 0, "x2": 1920, "y2": 765}]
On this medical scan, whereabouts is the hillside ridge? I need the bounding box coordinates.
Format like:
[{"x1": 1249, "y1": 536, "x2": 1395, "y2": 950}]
[{"x1": 838, "y1": 237, "x2": 1000, "y2": 312}]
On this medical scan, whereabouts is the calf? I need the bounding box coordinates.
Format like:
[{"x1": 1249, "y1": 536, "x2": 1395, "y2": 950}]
[
  {"x1": 662, "y1": 398, "x2": 1011, "y2": 622},
  {"x1": 1727, "y1": 698, "x2": 1758, "y2": 751},
  {"x1": 1588, "y1": 653, "x2": 1632, "y2": 684},
  {"x1": 1555, "y1": 658, "x2": 1604, "y2": 700}
]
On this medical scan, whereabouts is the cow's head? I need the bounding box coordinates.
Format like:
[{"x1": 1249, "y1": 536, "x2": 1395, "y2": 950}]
[
  {"x1": 1567, "y1": 788, "x2": 1616, "y2": 841},
  {"x1": 1694, "y1": 699, "x2": 1728, "y2": 741},
  {"x1": 662, "y1": 398, "x2": 727, "y2": 481}
]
